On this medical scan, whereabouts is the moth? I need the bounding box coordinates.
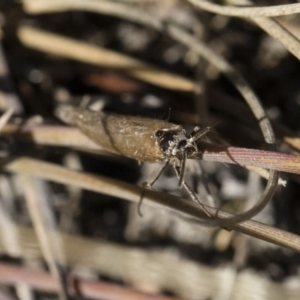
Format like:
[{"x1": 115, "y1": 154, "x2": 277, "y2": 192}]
[{"x1": 56, "y1": 106, "x2": 211, "y2": 216}]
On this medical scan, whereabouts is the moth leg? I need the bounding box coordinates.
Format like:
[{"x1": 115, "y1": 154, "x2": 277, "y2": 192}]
[
  {"x1": 178, "y1": 150, "x2": 187, "y2": 188},
  {"x1": 173, "y1": 164, "x2": 212, "y2": 218},
  {"x1": 138, "y1": 159, "x2": 170, "y2": 217}
]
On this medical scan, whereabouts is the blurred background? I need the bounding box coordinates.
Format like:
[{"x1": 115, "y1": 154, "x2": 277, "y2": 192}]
[{"x1": 0, "y1": 0, "x2": 300, "y2": 299}]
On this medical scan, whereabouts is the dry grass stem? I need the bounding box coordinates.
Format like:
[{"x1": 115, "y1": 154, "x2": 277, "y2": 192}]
[
  {"x1": 1, "y1": 227, "x2": 300, "y2": 298},
  {"x1": 209, "y1": 92, "x2": 300, "y2": 153},
  {"x1": 187, "y1": 0, "x2": 300, "y2": 17},
  {"x1": 22, "y1": 0, "x2": 163, "y2": 31},
  {"x1": 0, "y1": 110, "x2": 19, "y2": 255},
  {"x1": 283, "y1": 136, "x2": 300, "y2": 152},
  {"x1": 22, "y1": 0, "x2": 300, "y2": 62},
  {"x1": 250, "y1": 16, "x2": 300, "y2": 61},
  {"x1": 186, "y1": 0, "x2": 300, "y2": 61},
  {"x1": 0, "y1": 175, "x2": 33, "y2": 300},
  {"x1": 2, "y1": 124, "x2": 100, "y2": 150},
  {"x1": 226, "y1": 0, "x2": 300, "y2": 61},
  {"x1": 244, "y1": 166, "x2": 286, "y2": 187},
  {"x1": 0, "y1": 262, "x2": 182, "y2": 300},
  {"x1": 195, "y1": 142, "x2": 300, "y2": 175},
  {"x1": 0, "y1": 177, "x2": 21, "y2": 257},
  {"x1": 22, "y1": 176, "x2": 68, "y2": 300},
  {"x1": 3, "y1": 124, "x2": 300, "y2": 174},
  {"x1": 3, "y1": 157, "x2": 300, "y2": 251},
  {"x1": 17, "y1": 26, "x2": 195, "y2": 92}
]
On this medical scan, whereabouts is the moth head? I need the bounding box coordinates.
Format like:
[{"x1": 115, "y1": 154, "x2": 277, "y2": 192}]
[{"x1": 155, "y1": 129, "x2": 185, "y2": 156}]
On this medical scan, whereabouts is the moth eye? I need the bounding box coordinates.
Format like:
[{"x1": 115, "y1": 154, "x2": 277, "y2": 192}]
[
  {"x1": 177, "y1": 140, "x2": 187, "y2": 150},
  {"x1": 155, "y1": 130, "x2": 164, "y2": 138}
]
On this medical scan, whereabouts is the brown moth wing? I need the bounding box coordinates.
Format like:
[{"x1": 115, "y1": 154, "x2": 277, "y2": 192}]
[{"x1": 56, "y1": 106, "x2": 182, "y2": 162}]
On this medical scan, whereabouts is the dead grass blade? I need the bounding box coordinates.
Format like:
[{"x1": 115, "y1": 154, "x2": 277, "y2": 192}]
[
  {"x1": 3, "y1": 124, "x2": 300, "y2": 174},
  {"x1": 244, "y1": 166, "x2": 286, "y2": 187},
  {"x1": 284, "y1": 136, "x2": 300, "y2": 152},
  {"x1": 17, "y1": 26, "x2": 195, "y2": 92},
  {"x1": 2, "y1": 124, "x2": 100, "y2": 150},
  {"x1": 22, "y1": 0, "x2": 163, "y2": 31},
  {"x1": 188, "y1": 0, "x2": 300, "y2": 61},
  {"x1": 0, "y1": 110, "x2": 33, "y2": 300},
  {"x1": 187, "y1": 0, "x2": 300, "y2": 17},
  {"x1": 194, "y1": 142, "x2": 300, "y2": 175},
  {"x1": 1, "y1": 227, "x2": 300, "y2": 298},
  {"x1": 22, "y1": 176, "x2": 68, "y2": 300},
  {"x1": 3, "y1": 157, "x2": 300, "y2": 252},
  {"x1": 0, "y1": 262, "x2": 182, "y2": 300}
]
